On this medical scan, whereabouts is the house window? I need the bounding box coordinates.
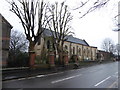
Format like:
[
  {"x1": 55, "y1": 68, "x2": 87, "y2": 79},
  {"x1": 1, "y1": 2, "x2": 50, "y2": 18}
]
[
  {"x1": 76, "y1": 46, "x2": 78, "y2": 55},
  {"x1": 91, "y1": 51, "x2": 93, "y2": 56},
  {"x1": 86, "y1": 49, "x2": 88, "y2": 56},
  {"x1": 47, "y1": 40, "x2": 50, "y2": 49},
  {"x1": 73, "y1": 47, "x2": 75, "y2": 55},
  {"x1": 84, "y1": 49, "x2": 86, "y2": 56},
  {"x1": 86, "y1": 48, "x2": 88, "y2": 56},
  {"x1": 88, "y1": 49, "x2": 90, "y2": 56},
  {"x1": 79, "y1": 48, "x2": 81, "y2": 56},
  {"x1": 65, "y1": 45, "x2": 68, "y2": 50},
  {"x1": 64, "y1": 45, "x2": 68, "y2": 53},
  {"x1": 84, "y1": 49, "x2": 85, "y2": 54}
]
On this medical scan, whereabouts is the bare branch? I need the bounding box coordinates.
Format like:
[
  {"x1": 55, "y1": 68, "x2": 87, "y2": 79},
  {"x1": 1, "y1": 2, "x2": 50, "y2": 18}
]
[
  {"x1": 47, "y1": 1, "x2": 73, "y2": 54},
  {"x1": 114, "y1": 14, "x2": 120, "y2": 19},
  {"x1": 73, "y1": 0, "x2": 90, "y2": 10},
  {"x1": 8, "y1": 0, "x2": 49, "y2": 48},
  {"x1": 80, "y1": 0, "x2": 110, "y2": 18},
  {"x1": 72, "y1": 0, "x2": 110, "y2": 19}
]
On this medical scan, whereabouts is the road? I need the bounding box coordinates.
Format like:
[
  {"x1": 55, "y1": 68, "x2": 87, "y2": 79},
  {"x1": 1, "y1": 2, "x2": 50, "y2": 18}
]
[{"x1": 2, "y1": 62, "x2": 118, "y2": 89}]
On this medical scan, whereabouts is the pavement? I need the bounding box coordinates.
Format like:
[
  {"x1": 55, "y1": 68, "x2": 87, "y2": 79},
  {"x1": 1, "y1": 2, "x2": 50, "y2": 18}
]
[
  {"x1": 2, "y1": 60, "x2": 114, "y2": 81},
  {"x1": 2, "y1": 61, "x2": 119, "y2": 89},
  {"x1": 2, "y1": 63, "x2": 76, "y2": 81}
]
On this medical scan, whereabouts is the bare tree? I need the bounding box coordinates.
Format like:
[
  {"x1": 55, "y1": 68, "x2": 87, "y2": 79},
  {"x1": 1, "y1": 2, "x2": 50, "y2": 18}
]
[
  {"x1": 7, "y1": 0, "x2": 48, "y2": 66},
  {"x1": 9, "y1": 30, "x2": 28, "y2": 53},
  {"x1": 9, "y1": 30, "x2": 28, "y2": 66},
  {"x1": 101, "y1": 38, "x2": 116, "y2": 54},
  {"x1": 47, "y1": 2, "x2": 73, "y2": 64}
]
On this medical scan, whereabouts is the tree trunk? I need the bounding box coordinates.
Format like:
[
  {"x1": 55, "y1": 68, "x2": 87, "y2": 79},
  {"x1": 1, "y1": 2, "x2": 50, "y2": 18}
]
[
  {"x1": 29, "y1": 41, "x2": 36, "y2": 68},
  {"x1": 59, "y1": 52, "x2": 63, "y2": 65},
  {"x1": 58, "y1": 45, "x2": 63, "y2": 65}
]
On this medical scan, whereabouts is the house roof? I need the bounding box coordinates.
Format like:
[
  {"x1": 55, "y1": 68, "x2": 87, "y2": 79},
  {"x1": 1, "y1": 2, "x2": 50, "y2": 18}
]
[
  {"x1": 43, "y1": 29, "x2": 89, "y2": 46},
  {"x1": 0, "y1": 13, "x2": 13, "y2": 29},
  {"x1": 66, "y1": 35, "x2": 89, "y2": 46},
  {"x1": 43, "y1": 29, "x2": 55, "y2": 37}
]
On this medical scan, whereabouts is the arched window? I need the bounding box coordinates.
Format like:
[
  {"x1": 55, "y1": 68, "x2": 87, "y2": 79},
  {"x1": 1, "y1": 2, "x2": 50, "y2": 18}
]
[
  {"x1": 76, "y1": 46, "x2": 78, "y2": 55},
  {"x1": 86, "y1": 48, "x2": 88, "y2": 56},
  {"x1": 73, "y1": 47, "x2": 75, "y2": 55},
  {"x1": 64, "y1": 45, "x2": 68, "y2": 53},
  {"x1": 88, "y1": 49, "x2": 89, "y2": 56},
  {"x1": 87, "y1": 49, "x2": 88, "y2": 56},
  {"x1": 79, "y1": 48, "x2": 81, "y2": 56},
  {"x1": 88, "y1": 49, "x2": 91, "y2": 57},
  {"x1": 65, "y1": 45, "x2": 68, "y2": 50},
  {"x1": 47, "y1": 40, "x2": 50, "y2": 49},
  {"x1": 84, "y1": 49, "x2": 85, "y2": 54}
]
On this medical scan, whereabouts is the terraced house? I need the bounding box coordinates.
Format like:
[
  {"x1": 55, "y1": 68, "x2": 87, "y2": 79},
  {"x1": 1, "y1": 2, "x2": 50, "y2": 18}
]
[{"x1": 34, "y1": 29, "x2": 97, "y2": 64}]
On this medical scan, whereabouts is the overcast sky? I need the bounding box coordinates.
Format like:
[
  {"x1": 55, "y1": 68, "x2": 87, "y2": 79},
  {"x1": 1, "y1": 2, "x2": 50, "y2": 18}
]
[{"x1": 0, "y1": 0, "x2": 119, "y2": 50}]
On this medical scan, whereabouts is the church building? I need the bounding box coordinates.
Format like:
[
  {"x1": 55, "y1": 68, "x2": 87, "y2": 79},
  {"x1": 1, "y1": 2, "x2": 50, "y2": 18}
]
[{"x1": 34, "y1": 29, "x2": 97, "y2": 64}]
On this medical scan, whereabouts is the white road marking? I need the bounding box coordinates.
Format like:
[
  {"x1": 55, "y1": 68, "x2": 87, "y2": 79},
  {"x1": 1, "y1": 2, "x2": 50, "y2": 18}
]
[
  {"x1": 5, "y1": 76, "x2": 17, "y2": 79},
  {"x1": 36, "y1": 72, "x2": 64, "y2": 78},
  {"x1": 27, "y1": 77, "x2": 36, "y2": 79},
  {"x1": 46, "y1": 72, "x2": 64, "y2": 76},
  {"x1": 36, "y1": 75, "x2": 45, "y2": 78},
  {"x1": 3, "y1": 79, "x2": 19, "y2": 83},
  {"x1": 51, "y1": 74, "x2": 82, "y2": 84},
  {"x1": 94, "y1": 76, "x2": 111, "y2": 87},
  {"x1": 4, "y1": 72, "x2": 65, "y2": 82},
  {"x1": 18, "y1": 78, "x2": 26, "y2": 81}
]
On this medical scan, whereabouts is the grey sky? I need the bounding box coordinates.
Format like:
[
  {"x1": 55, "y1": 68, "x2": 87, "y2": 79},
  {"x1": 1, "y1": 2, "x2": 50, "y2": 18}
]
[{"x1": 0, "y1": 0, "x2": 118, "y2": 50}]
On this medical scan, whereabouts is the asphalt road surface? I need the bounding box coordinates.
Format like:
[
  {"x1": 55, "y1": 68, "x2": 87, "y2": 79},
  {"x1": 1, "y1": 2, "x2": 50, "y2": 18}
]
[{"x1": 2, "y1": 62, "x2": 119, "y2": 88}]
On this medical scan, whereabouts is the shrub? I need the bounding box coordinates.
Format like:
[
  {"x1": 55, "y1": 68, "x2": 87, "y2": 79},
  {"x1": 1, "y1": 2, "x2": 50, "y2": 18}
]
[{"x1": 8, "y1": 52, "x2": 29, "y2": 67}]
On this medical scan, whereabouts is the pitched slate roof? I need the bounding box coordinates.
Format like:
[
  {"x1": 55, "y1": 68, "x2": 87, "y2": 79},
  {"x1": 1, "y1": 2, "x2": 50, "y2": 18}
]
[
  {"x1": 66, "y1": 35, "x2": 89, "y2": 46},
  {"x1": 43, "y1": 29, "x2": 55, "y2": 37},
  {"x1": 43, "y1": 29, "x2": 89, "y2": 46}
]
